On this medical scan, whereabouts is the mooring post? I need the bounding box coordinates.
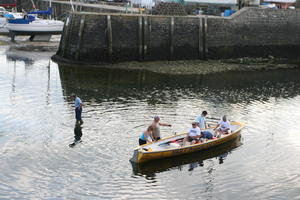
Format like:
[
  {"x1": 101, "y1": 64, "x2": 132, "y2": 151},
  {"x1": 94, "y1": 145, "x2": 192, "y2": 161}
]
[
  {"x1": 107, "y1": 15, "x2": 113, "y2": 62},
  {"x1": 138, "y1": 16, "x2": 143, "y2": 61},
  {"x1": 62, "y1": 14, "x2": 73, "y2": 58},
  {"x1": 198, "y1": 16, "x2": 203, "y2": 59},
  {"x1": 143, "y1": 16, "x2": 148, "y2": 60},
  {"x1": 204, "y1": 15, "x2": 208, "y2": 59},
  {"x1": 170, "y1": 17, "x2": 174, "y2": 60},
  {"x1": 75, "y1": 15, "x2": 86, "y2": 61},
  {"x1": 59, "y1": 15, "x2": 68, "y2": 57}
]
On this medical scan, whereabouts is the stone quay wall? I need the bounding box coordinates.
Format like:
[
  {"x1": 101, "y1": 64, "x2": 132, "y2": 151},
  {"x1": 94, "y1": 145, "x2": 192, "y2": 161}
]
[{"x1": 54, "y1": 7, "x2": 300, "y2": 63}]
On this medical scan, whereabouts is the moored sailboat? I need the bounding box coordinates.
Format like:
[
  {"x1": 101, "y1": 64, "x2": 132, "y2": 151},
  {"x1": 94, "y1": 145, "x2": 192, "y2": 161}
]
[{"x1": 5, "y1": 1, "x2": 64, "y2": 41}]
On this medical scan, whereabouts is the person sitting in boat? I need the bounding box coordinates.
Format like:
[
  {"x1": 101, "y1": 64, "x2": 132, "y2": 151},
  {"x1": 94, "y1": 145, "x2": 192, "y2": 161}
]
[
  {"x1": 195, "y1": 110, "x2": 208, "y2": 130},
  {"x1": 214, "y1": 115, "x2": 231, "y2": 138},
  {"x1": 199, "y1": 131, "x2": 213, "y2": 143},
  {"x1": 151, "y1": 116, "x2": 171, "y2": 141},
  {"x1": 139, "y1": 126, "x2": 154, "y2": 146},
  {"x1": 182, "y1": 122, "x2": 201, "y2": 146}
]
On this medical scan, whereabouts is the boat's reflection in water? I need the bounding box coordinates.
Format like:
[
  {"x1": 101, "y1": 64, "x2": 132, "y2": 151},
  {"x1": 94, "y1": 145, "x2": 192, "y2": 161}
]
[{"x1": 131, "y1": 136, "x2": 242, "y2": 177}]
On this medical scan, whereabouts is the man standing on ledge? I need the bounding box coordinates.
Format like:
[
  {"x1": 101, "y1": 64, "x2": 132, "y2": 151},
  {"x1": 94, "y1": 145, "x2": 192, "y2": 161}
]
[{"x1": 73, "y1": 94, "x2": 83, "y2": 125}]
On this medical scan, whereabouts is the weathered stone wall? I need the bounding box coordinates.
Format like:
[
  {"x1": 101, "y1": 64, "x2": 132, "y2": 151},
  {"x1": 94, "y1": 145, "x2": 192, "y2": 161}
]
[{"x1": 55, "y1": 7, "x2": 300, "y2": 63}]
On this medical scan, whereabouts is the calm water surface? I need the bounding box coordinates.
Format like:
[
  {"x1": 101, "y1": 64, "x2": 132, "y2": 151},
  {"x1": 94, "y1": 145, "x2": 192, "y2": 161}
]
[{"x1": 1, "y1": 45, "x2": 300, "y2": 200}]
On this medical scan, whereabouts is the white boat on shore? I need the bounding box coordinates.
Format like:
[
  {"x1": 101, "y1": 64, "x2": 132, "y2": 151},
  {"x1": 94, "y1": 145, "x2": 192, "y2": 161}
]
[
  {"x1": 0, "y1": 16, "x2": 8, "y2": 34},
  {"x1": 5, "y1": 2, "x2": 64, "y2": 41},
  {"x1": 6, "y1": 17, "x2": 64, "y2": 34},
  {"x1": 1, "y1": 12, "x2": 30, "y2": 34}
]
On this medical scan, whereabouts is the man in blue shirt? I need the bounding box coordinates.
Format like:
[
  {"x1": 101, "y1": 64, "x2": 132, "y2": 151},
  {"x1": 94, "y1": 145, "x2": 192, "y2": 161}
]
[
  {"x1": 195, "y1": 111, "x2": 208, "y2": 130},
  {"x1": 199, "y1": 130, "x2": 213, "y2": 143},
  {"x1": 73, "y1": 94, "x2": 83, "y2": 125}
]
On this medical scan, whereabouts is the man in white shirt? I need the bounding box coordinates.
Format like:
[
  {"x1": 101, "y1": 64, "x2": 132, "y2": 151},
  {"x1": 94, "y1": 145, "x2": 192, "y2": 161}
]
[
  {"x1": 182, "y1": 122, "x2": 201, "y2": 146},
  {"x1": 214, "y1": 115, "x2": 231, "y2": 137},
  {"x1": 195, "y1": 111, "x2": 208, "y2": 130}
]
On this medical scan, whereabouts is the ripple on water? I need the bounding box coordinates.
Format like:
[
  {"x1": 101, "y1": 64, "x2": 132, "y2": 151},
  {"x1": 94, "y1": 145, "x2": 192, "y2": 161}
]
[{"x1": 1, "y1": 47, "x2": 300, "y2": 199}]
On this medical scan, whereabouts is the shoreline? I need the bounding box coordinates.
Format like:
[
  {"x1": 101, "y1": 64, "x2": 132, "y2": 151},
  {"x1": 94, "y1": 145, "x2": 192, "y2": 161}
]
[{"x1": 53, "y1": 55, "x2": 300, "y2": 75}]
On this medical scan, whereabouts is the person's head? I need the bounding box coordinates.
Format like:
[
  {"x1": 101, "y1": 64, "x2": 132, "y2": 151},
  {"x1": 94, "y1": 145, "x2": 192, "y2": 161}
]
[
  {"x1": 147, "y1": 126, "x2": 154, "y2": 132},
  {"x1": 222, "y1": 115, "x2": 227, "y2": 121},
  {"x1": 72, "y1": 93, "x2": 77, "y2": 98},
  {"x1": 192, "y1": 122, "x2": 197, "y2": 128},
  {"x1": 154, "y1": 116, "x2": 160, "y2": 122},
  {"x1": 202, "y1": 111, "x2": 208, "y2": 116}
]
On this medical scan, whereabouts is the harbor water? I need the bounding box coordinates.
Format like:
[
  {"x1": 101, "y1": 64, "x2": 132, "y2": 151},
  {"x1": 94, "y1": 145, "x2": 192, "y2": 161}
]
[{"x1": 0, "y1": 44, "x2": 300, "y2": 200}]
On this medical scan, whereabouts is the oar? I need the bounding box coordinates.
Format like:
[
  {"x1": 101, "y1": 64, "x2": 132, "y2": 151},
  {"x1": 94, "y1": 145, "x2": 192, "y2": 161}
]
[{"x1": 206, "y1": 117, "x2": 220, "y2": 121}]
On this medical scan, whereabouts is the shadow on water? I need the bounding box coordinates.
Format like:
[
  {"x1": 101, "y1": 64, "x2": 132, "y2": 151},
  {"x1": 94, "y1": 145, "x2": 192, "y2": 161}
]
[
  {"x1": 131, "y1": 136, "x2": 242, "y2": 177},
  {"x1": 58, "y1": 64, "x2": 300, "y2": 104}
]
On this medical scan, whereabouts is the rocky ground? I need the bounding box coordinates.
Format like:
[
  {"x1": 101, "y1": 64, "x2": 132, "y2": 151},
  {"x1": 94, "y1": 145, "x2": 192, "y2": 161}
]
[{"x1": 103, "y1": 58, "x2": 300, "y2": 75}]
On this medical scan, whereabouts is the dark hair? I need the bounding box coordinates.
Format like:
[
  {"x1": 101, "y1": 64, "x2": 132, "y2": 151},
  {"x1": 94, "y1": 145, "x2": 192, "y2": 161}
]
[{"x1": 202, "y1": 111, "x2": 208, "y2": 115}]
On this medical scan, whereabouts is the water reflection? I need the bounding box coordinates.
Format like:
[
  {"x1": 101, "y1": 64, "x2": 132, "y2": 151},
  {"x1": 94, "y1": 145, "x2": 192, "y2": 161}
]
[
  {"x1": 6, "y1": 54, "x2": 35, "y2": 66},
  {"x1": 58, "y1": 64, "x2": 300, "y2": 105},
  {"x1": 69, "y1": 124, "x2": 83, "y2": 148},
  {"x1": 131, "y1": 136, "x2": 242, "y2": 177},
  {"x1": 6, "y1": 47, "x2": 55, "y2": 66}
]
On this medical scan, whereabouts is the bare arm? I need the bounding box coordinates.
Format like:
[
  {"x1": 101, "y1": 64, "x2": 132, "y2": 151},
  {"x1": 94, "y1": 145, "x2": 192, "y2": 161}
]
[
  {"x1": 159, "y1": 122, "x2": 171, "y2": 127},
  {"x1": 213, "y1": 124, "x2": 220, "y2": 130}
]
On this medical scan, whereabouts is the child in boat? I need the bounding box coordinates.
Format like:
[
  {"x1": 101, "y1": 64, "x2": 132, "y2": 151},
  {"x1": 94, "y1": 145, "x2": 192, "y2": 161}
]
[
  {"x1": 182, "y1": 122, "x2": 201, "y2": 146},
  {"x1": 214, "y1": 115, "x2": 231, "y2": 138},
  {"x1": 139, "y1": 126, "x2": 154, "y2": 146}
]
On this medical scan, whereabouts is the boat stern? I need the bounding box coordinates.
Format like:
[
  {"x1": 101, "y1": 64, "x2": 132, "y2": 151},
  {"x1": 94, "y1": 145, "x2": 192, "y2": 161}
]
[{"x1": 130, "y1": 148, "x2": 141, "y2": 163}]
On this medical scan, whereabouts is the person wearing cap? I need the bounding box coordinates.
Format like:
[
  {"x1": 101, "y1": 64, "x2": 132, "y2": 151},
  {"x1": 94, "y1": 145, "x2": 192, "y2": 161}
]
[
  {"x1": 182, "y1": 122, "x2": 201, "y2": 146},
  {"x1": 195, "y1": 111, "x2": 208, "y2": 130},
  {"x1": 151, "y1": 116, "x2": 171, "y2": 141},
  {"x1": 214, "y1": 115, "x2": 231, "y2": 138},
  {"x1": 73, "y1": 94, "x2": 83, "y2": 125}
]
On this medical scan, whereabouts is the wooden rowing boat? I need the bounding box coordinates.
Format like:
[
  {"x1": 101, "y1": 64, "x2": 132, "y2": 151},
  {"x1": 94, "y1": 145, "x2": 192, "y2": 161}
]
[
  {"x1": 131, "y1": 136, "x2": 242, "y2": 175},
  {"x1": 131, "y1": 121, "x2": 245, "y2": 163}
]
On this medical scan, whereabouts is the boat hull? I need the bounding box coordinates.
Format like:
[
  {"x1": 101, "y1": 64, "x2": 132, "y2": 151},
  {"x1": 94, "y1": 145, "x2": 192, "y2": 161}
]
[
  {"x1": 6, "y1": 20, "x2": 64, "y2": 35},
  {"x1": 132, "y1": 121, "x2": 245, "y2": 163}
]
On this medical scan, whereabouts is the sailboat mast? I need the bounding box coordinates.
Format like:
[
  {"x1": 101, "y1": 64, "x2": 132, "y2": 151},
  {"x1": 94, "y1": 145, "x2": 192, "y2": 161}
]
[
  {"x1": 49, "y1": 0, "x2": 52, "y2": 19},
  {"x1": 70, "y1": 0, "x2": 75, "y2": 12},
  {"x1": 30, "y1": 0, "x2": 36, "y2": 10}
]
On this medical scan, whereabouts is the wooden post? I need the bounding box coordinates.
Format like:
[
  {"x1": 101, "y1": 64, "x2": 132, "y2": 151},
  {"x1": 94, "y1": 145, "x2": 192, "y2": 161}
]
[
  {"x1": 59, "y1": 15, "x2": 68, "y2": 57},
  {"x1": 75, "y1": 15, "x2": 85, "y2": 60},
  {"x1": 107, "y1": 15, "x2": 113, "y2": 62},
  {"x1": 198, "y1": 16, "x2": 203, "y2": 59},
  {"x1": 63, "y1": 13, "x2": 73, "y2": 58},
  {"x1": 204, "y1": 16, "x2": 208, "y2": 59},
  {"x1": 138, "y1": 16, "x2": 143, "y2": 61},
  {"x1": 143, "y1": 16, "x2": 148, "y2": 60},
  {"x1": 170, "y1": 17, "x2": 174, "y2": 60}
]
